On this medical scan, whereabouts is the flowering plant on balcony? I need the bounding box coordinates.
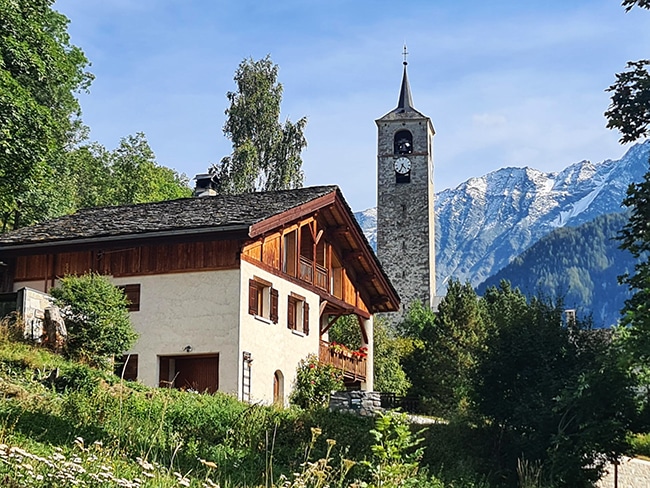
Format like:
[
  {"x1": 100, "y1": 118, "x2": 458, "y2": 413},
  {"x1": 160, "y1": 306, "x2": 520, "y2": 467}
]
[{"x1": 329, "y1": 342, "x2": 368, "y2": 358}]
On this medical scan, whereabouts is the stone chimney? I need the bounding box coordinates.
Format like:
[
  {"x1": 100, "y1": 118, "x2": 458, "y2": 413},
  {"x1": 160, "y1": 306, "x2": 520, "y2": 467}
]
[{"x1": 193, "y1": 173, "x2": 219, "y2": 197}]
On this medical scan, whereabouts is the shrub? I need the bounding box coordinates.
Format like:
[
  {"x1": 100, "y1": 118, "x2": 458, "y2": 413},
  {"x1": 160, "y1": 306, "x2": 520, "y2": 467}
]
[
  {"x1": 362, "y1": 410, "x2": 426, "y2": 486},
  {"x1": 0, "y1": 313, "x2": 27, "y2": 343},
  {"x1": 290, "y1": 354, "x2": 344, "y2": 409},
  {"x1": 630, "y1": 432, "x2": 650, "y2": 458},
  {"x1": 54, "y1": 363, "x2": 104, "y2": 394},
  {"x1": 50, "y1": 273, "x2": 138, "y2": 369}
]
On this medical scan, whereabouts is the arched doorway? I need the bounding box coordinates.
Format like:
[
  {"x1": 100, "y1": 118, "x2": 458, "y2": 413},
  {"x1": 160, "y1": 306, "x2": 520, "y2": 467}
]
[{"x1": 273, "y1": 370, "x2": 284, "y2": 406}]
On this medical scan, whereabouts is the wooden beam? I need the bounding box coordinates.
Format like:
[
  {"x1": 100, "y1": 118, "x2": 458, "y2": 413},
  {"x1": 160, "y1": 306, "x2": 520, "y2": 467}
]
[
  {"x1": 319, "y1": 300, "x2": 328, "y2": 317},
  {"x1": 329, "y1": 225, "x2": 350, "y2": 236},
  {"x1": 372, "y1": 295, "x2": 389, "y2": 305},
  {"x1": 371, "y1": 295, "x2": 390, "y2": 306},
  {"x1": 357, "y1": 315, "x2": 369, "y2": 344},
  {"x1": 321, "y1": 314, "x2": 343, "y2": 335},
  {"x1": 357, "y1": 273, "x2": 377, "y2": 282},
  {"x1": 343, "y1": 250, "x2": 364, "y2": 260},
  {"x1": 249, "y1": 193, "x2": 335, "y2": 237}
]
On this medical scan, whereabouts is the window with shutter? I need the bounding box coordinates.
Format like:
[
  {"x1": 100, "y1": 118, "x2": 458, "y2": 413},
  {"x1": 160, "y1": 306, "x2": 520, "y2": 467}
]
[
  {"x1": 249, "y1": 279, "x2": 259, "y2": 315},
  {"x1": 288, "y1": 294, "x2": 308, "y2": 335},
  {"x1": 118, "y1": 284, "x2": 141, "y2": 312},
  {"x1": 287, "y1": 297, "x2": 297, "y2": 330},
  {"x1": 303, "y1": 302, "x2": 309, "y2": 335},
  {"x1": 249, "y1": 277, "x2": 274, "y2": 321}
]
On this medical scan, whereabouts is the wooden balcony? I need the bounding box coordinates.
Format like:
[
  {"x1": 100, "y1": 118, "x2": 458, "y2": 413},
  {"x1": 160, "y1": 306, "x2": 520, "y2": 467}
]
[{"x1": 319, "y1": 340, "x2": 366, "y2": 381}]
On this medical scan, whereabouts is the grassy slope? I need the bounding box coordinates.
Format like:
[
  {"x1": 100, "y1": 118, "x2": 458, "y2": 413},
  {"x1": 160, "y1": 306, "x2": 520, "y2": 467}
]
[{"x1": 0, "y1": 333, "x2": 376, "y2": 487}]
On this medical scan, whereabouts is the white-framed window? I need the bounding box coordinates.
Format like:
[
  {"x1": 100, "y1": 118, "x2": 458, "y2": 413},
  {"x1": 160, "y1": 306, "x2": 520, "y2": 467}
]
[{"x1": 287, "y1": 293, "x2": 309, "y2": 335}]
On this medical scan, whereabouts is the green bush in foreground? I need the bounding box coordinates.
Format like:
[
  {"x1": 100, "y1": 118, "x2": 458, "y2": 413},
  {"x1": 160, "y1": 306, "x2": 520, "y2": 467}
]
[
  {"x1": 289, "y1": 354, "x2": 344, "y2": 409},
  {"x1": 50, "y1": 273, "x2": 138, "y2": 368}
]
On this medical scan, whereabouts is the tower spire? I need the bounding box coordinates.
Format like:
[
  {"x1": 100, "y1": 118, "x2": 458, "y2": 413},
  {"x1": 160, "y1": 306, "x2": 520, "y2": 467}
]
[{"x1": 397, "y1": 44, "x2": 414, "y2": 110}]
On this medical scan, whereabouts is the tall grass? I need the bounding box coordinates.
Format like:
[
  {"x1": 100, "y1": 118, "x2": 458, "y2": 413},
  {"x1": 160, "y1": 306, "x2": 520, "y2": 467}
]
[{"x1": 0, "y1": 331, "x2": 496, "y2": 487}]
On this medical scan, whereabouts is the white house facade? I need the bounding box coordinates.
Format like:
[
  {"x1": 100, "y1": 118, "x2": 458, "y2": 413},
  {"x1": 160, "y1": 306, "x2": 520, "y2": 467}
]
[{"x1": 0, "y1": 186, "x2": 398, "y2": 405}]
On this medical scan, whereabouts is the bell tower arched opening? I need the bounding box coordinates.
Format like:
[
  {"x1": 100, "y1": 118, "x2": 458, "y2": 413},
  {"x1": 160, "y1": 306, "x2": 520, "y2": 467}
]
[{"x1": 394, "y1": 130, "x2": 413, "y2": 155}]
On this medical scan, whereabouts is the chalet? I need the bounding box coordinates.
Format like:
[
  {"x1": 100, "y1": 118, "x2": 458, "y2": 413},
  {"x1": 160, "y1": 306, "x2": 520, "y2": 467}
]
[{"x1": 0, "y1": 184, "x2": 398, "y2": 404}]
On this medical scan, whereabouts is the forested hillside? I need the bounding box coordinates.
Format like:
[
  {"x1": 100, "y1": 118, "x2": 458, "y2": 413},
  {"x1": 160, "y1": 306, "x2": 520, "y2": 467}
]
[{"x1": 476, "y1": 212, "x2": 636, "y2": 327}]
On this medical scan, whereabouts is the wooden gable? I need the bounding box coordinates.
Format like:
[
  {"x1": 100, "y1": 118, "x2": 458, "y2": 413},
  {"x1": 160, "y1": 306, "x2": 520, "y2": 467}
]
[{"x1": 241, "y1": 191, "x2": 398, "y2": 316}]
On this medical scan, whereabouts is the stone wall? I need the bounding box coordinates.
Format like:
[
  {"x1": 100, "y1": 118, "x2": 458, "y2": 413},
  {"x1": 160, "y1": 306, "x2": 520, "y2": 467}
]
[
  {"x1": 597, "y1": 457, "x2": 650, "y2": 488},
  {"x1": 329, "y1": 391, "x2": 383, "y2": 417},
  {"x1": 17, "y1": 287, "x2": 53, "y2": 342}
]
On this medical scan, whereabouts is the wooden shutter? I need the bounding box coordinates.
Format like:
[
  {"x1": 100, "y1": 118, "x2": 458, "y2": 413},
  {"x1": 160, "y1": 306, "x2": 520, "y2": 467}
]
[
  {"x1": 303, "y1": 302, "x2": 310, "y2": 335},
  {"x1": 248, "y1": 279, "x2": 258, "y2": 315},
  {"x1": 270, "y1": 288, "x2": 279, "y2": 323},
  {"x1": 287, "y1": 297, "x2": 296, "y2": 330}
]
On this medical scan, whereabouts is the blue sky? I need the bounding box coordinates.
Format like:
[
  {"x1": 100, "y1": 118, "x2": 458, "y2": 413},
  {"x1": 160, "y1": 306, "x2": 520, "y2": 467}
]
[{"x1": 54, "y1": 0, "x2": 649, "y2": 211}]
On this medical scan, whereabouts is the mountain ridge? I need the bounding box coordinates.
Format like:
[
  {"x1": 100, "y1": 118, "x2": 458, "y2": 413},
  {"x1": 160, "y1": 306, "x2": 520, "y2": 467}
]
[
  {"x1": 476, "y1": 211, "x2": 635, "y2": 327},
  {"x1": 355, "y1": 140, "x2": 650, "y2": 296}
]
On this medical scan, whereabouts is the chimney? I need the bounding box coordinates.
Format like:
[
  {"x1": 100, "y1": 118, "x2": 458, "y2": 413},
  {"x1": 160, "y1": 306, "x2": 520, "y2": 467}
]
[{"x1": 193, "y1": 173, "x2": 219, "y2": 197}]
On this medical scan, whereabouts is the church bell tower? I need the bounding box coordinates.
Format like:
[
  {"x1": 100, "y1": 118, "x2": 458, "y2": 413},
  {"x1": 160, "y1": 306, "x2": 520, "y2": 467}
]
[{"x1": 376, "y1": 49, "x2": 436, "y2": 322}]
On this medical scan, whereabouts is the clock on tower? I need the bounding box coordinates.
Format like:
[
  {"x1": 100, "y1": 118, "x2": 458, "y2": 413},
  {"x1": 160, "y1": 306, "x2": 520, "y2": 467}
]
[{"x1": 375, "y1": 47, "x2": 436, "y2": 323}]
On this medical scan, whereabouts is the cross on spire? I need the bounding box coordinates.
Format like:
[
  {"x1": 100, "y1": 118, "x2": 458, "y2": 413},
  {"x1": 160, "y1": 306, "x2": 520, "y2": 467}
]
[{"x1": 397, "y1": 45, "x2": 413, "y2": 110}]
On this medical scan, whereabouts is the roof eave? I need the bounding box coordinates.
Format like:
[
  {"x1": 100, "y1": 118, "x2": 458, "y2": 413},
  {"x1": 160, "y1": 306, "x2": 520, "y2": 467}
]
[
  {"x1": 330, "y1": 190, "x2": 400, "y2": 313},
  {"x1": 248, "y1": 190, "x2": 338, "y2": 237},
  {"x1": 0, "y1": 224, "x2": 252, "y2": 255}
]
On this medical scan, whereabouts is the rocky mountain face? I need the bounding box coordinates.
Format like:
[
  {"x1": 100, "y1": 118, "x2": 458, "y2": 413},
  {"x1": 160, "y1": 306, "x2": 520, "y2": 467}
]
[{"x1": 355, "y1": 140, "x2": 650, "y2": 297}]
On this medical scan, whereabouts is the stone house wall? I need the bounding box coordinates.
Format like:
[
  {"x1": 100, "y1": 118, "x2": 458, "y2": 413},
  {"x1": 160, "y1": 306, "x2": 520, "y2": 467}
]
[{"x1": 17, "y1": 287, "x2": 53, "y2": 342}]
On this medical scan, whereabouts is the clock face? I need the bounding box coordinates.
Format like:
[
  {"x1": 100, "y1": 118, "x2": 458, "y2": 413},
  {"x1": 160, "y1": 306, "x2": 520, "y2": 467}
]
[{"x1": 394, "y1": 157, "x2": 411, "y2": 174}]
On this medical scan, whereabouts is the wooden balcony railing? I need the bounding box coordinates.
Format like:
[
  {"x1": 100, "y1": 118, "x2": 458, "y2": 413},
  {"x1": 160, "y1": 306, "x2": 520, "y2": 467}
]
[
  {"x1": 319, "y1": 340, "x2": 366, "y2": 381},
  {"x1": 299, "y1": 256, "x2": 313, "y2": 283},
  {"x1": 298, "y1": 257, "x2": 330, "y2": 292},
  {"x1": 315, "y1": 264, "x2": 328, "y2": 291}
]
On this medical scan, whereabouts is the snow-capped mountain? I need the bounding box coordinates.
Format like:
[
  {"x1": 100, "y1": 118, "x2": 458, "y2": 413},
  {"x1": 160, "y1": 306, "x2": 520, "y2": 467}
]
[
  {"x1": 354, "y1": 207, "x2": 377, "y2": 250},
  {"x1": 354, "y1": 140, "x2": 650, "y2": 296}
]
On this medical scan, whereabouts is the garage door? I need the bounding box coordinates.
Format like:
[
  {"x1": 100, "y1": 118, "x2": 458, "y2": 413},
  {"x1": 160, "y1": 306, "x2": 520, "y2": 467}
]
[{"x1": 159, "y1": 354, "x2": 219, "y2": 394}]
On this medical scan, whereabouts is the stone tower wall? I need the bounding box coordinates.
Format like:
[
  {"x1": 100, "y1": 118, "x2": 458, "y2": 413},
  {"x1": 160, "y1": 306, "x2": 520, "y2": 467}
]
[{"x1": 376, "y1": 117, "x2": 435, "y2": 323}]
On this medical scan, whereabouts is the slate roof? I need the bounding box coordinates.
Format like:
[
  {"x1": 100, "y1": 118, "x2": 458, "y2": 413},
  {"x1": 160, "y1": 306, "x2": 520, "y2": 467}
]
[{"x1": 0, "y1": 185, "x2": 338, "y2": 247}]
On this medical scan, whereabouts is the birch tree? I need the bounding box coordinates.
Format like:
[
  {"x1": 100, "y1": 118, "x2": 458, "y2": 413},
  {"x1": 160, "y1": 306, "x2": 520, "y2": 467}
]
[{"x1": 211, "y1": 56, "x2": 307, "y2": 193}]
